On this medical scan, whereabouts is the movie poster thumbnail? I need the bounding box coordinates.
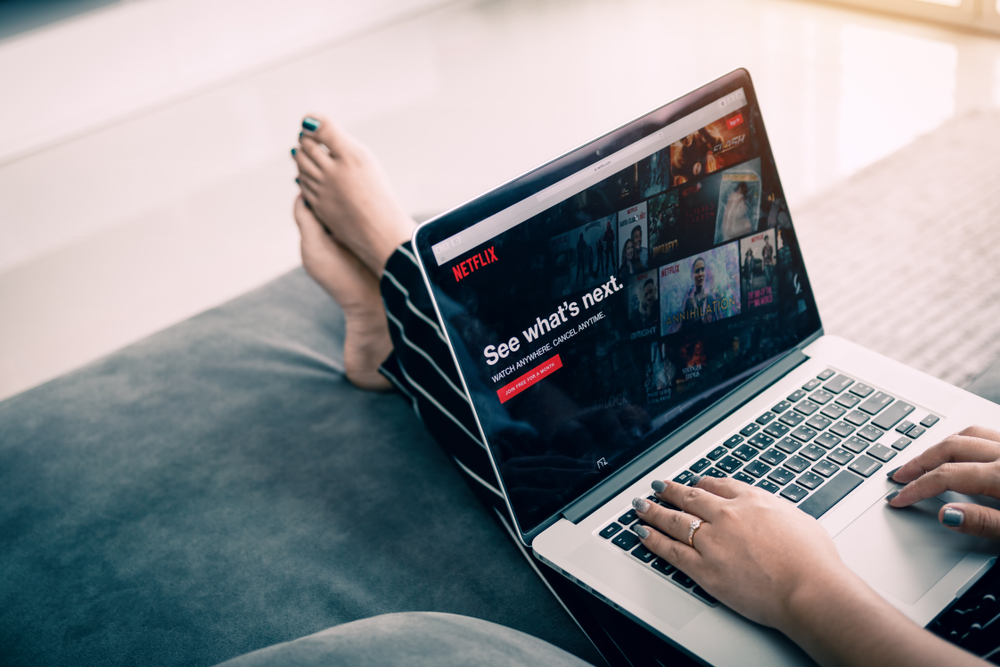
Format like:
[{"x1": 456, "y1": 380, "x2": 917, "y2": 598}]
[
  {"x1": 739, "y1": 229, "x2": 779, "y2": 309},
  {"x1": 638, "y1": 147, "x2": 670, "y2": 199},
  {"x1": 675, "y1": 334, "x2": 708, "y2": 395},
  {"x1": 669, "y1": 108, "x2": 754, "y2": 187},
  {"x1": 714, "y1": 158, "x2": 762, "y2": 244},
  {"x1": 646, "y1": 189, "x2": 681, "y2": 262},
  {"x1": 677, "y1": 172, "x2": 722, "y2": 248},
  {"x1": 659, "y1": 243, "x2": 742, "y2": 336},
  {"x1": 627, "y1": 271, "x2": 659, "y2": 336},
  {"x1": 645, "y1": 340, "x2": 676, "y2": 405},
  {"x1": 549, "y1": 214, "x2": 617, "y2": 298},
  {"x1": 617, "y1": 201, "x2": 648, "y2": 277},
  {"x1": 593, "y1": 164, "x2": 639, "y2": 209}
]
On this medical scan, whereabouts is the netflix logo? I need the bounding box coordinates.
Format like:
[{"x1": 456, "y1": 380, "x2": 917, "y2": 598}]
[{"x1": 452, "y1": 246, "x2": 498, "y2": 282}]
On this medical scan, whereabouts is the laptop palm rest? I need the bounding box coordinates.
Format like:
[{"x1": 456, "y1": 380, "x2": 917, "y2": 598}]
[{"x1": 833, "y1": 494, "x2": 982, "y2": 605}]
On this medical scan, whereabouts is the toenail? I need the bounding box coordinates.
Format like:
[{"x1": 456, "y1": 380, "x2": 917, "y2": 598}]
[
  {"x1": 302, "y1": 117, "x2": 320, "y2": 132},
  {"x1": 298, "y1": 131, "x2": 303, "y2": 139},
  {"x1": 291, "y1": 147, "x2": 297, "y2": 156},
  {"x1": 304, "y1": 199, "x2": 311, "y2": 209},
  {"x1": 294, "y1": 177, "x2": 299, "y2": 184}
]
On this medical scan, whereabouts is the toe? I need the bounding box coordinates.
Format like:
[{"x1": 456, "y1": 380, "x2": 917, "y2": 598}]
[{"x1": 303, "y1": 113, "x2": 353, "y2": 157}]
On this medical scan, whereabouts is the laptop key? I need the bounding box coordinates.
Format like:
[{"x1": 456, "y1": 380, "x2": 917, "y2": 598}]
[
  {"x1": 920, "y1": 414, "x2": 940, "y2": 428},
  {"x1": 767, "y1": 468, "x2": 796, "y2": 486},
  {"x1": 848, "y1": 455, "x2": 882, "y2": 478},
  {"x1": 866, "y1": 443, "x2": 896, "y2": 462},
  {"x1": 906, "y1": 425, "x2": 927, "y2": 439},
  {"x1": 800, "y1": 444, "x2": 826, "y2": 461},
  {"x1": 733, "y1": 444, "x2": 760, "y2": 462},
  {"x1": 809, "y1": 389, "x2": 834, "y2": 405},
  {"x1": 703, "y1": 468, "x2": 727, "y2": 479},
  {"x1": 806, "y1": 415, "x2": 833, "y2": 431},
  {"x1": 817, "y1": 369, "x2": 836, "y2": 381},
  {"x1": 835, "y1": 393, "x2": 861, "y2": 409},
  {"x1": 740, "y1": 423, "x2": 761, "y2": 437},
  {"x1": 744, "y1": 460, "x2": 772, "y2": 478},
  {"x1": 814, "y1": 433, "x2": 842, "y2": 450},
  {"x1": 780, "y1": 483, "x2": 809, "y2": 502},
  {"x1": 796, "y1": 472, "x2": 824, "y2": 490},
  {"x1": 690, "y1": 458, "x2": 711, "y2": 473},
  {"x1": 756, "y1": 480, "x2": 780, "y2": 494},
  {"x1": 672, "y1": 570, "x2": 696, "y2": 588},
  {"x1": 890, "y1": 436, "x2": 911, "y2": 451},
  {"x1": 849, "y1": 383, "x2": 874, "y2": 398},
  {"x1": 843, "y1": 436, "x2": 869, "y2": 453},
  {"x1": 693, "y1": 586, "x2": 719, "y2": 605},
  {"x1": 787, "y1": 389, "x2": 807, "y2": 402},
  {"x1": 764, "y1": 422, "x2": 790, "y2": 439},
  {"x1": 858, "y1": 391, "x2": 894, "y2": 415},
  {"x1": 822, "y1": 404, "x2": 847, "y2": 420},
  {"x1": 802, "y1": 378, "x2": 822, "y2": 391},
  {"x1": 844, "y1": 410, "x2": 869, "y2": 426},
  {"x1": 823, "y1": 374, "x2": 854, "y2": 394},
  {"x1": 771, "y1": 400, "x2": 792, "y2": 413},
  {"x1": 790, "y1": 425, "x2": 818, "y2": 442},
  {"x1": 724, "y1": 434, "x2": 744, "y2": 448},
  {"x1": 872, "y1": 401, "x2": 914, "y2": 430},
  {"x1": 759, "y1": 448, "x2": 787, "y2": 466},
  {"x1": 812, "y1": 460, "x2": 840, "y2": 477},
  {"x1": 748, "y1": 433, "x2": 775, "y2": 449},
  {"x1": 716, "y1": 455, "x2": 743, "y2": 474},
  {"x1": 895, "y1": 420, "x2": 915, "y2": 434},
  {"x1": 784, "y1": 455, "x2": 811, "y2": 473},
  {"x1": 776, "y1": 437, "x2": 802, "y2": 453},
  {"x1": 858, "y1": 425, "x2": 884, "y2": 442},
  {"x1": 794, "y1": 401, "x2": 820, "y2": 416},
  {"x1": 798, "y1": 470, "x2": 864, "y2": 519},
  {"x1": 829, "y1": 421, "x2": 856, "y2": 438},
  {"x1": 651, "y1": 558, "x2": 676, "y2": 576},
  {"x1": 673, "y1": 470, "x2": 695, "y2": 485},
  {"x1": 618, "y1": 509, "x2": 638, "y2": 525},
  {"x1": 631, "y1": 544, "x2": 656, "y2": 563},
  {"x1": 612, "y1": 530, "x2": 641, "y2": 551},
  {"x1": 733, "y1": 471, "x2": 755, "y2": 484},
  {"x1": 780, "y1": 411, "x2": 806, "y2": 427},
  {"x1": 756, "y1": 412, "x2": 776, "y2": 425},
  {"x1": 707, "y1": 446, "x2": 728, "y2": 461},
  {"x1": 827, "y1": 447, "x2": 855, "y2": 466},
  {"x1": 600, "y1": 523, "x2": 623, "y2": 539}
]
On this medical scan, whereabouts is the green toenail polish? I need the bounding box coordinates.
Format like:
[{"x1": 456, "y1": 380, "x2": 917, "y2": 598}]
[
  {"x1": 295, "y1": 177, "x2": 299, "y2": 184},
  {"x1": 304, "y1": 200, "x2": 311, "y2": 209},
  {"x1": 302, "y1": 117, "x2": 320, "y2": 132},
  {"x1": 291, "y1": 147, "x2": 296, "y2": 156},
  {"x1": 298, "y1": 131, "x2": 303, "y2": 139}
]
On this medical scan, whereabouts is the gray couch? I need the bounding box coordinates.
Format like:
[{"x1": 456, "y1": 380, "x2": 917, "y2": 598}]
[{"x1": 3, "y1": 267, "x2": 999, "y2": 667}]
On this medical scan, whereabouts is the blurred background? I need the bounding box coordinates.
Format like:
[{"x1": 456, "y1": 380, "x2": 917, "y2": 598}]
[{"x1": 3, "y1": 0, "x2": 1000, "y2": 401}]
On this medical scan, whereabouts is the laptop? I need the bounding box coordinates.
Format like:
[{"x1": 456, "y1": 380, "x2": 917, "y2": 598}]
[{"x1": 411, "y1": 69, "x2": 1000, "y2": 665}]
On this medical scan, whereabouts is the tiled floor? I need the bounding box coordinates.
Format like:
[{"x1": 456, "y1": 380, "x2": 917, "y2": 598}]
[{"x1": 3, "y1": 0, "x2": 1000, "y2": 400}]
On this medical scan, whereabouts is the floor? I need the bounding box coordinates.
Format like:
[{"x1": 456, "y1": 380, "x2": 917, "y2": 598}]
[{"x1": 3, "y1": 0, "x2": 1000, "y2": 401}]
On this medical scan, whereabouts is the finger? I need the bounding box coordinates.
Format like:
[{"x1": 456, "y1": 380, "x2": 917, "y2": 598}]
[
  {"x1": 633, "y1": 496, "x2": 704, "y2": 545},
  {"x1": 292, "y1": 146, "x2": 324, "y2": 182},
  {"x1": 654, "y1": 477, "x2": 724, "y2": 521},
  {"x1": 633, "y1": 523, "x2": 701, "y2": 574},
  {"x1": 888, "y1": 462, "x2": 1000, "y2": 507},
  {"x1": 692, "y1": 475, "x2": 744, "y2": 500},
  {"x1": 299, "y1": 135, "x2": 336, "y2": 171},
  {"x1": 892, "y1": 433, "x2": 1000, "y2": 483},
  {"x1": 939, "y1": 503, "x2": 1000, "y2": 540}
]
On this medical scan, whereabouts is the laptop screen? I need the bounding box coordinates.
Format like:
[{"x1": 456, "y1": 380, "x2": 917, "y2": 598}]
[{"x1": 414, "y1": 70, "x2": 821, "y2": 538}]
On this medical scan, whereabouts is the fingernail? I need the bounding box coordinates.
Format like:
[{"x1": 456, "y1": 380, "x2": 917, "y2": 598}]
[
  {"x1": 302, "y1": 117, "x2": 320, "y2": 132},
  {"x1": 942, "y1": 507, "x2": 964, "y2": 527},
  {"x1": 886, "y1": 490, "x2": 899, "y2": 503},
  {"x1": 291, "y1": 147, "x2": 297, "y2": 156},
  {"x1": 885, "y1": 466, "x2": 901, "y2": 479},
  {"x1": 651, "y1": 479, "x2": 667, "y2": 494},
  {"x1": 689, "y1": 475, "x2": 703, "y2": 487},
  {"x1": 634, "y1": 525, "x2": 650, "y2": 539},
  {"x1": 632, "y1": 497, "x2": 650, "y2": 513}
]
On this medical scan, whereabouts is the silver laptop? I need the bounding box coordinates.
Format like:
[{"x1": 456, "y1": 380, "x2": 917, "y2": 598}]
[{"x1": 411, "y1": 69, "x2": 1000, "y2": 665}]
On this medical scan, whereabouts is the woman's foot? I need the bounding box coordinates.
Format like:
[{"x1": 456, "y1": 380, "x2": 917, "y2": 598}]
[
  {"x1": 292, "y1": 114, "x2": 416, "y2": 278},
  {"x1": 293, "y1": 196, "x2": 393, "y2": 391}
]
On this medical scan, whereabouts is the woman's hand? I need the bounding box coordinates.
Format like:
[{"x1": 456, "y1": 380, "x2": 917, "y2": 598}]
[
  {"x1": 631, "y1": 476, "x2": 853, "y2": 631},
  {"x1": 888, "y1": 425, "x2": 1000, "y2": 539}
]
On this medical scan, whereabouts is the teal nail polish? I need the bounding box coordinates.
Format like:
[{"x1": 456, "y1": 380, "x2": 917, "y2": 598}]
[
  {"x1": 942, "y1": 508, "x2": 964, "y2": 527},
  {"x1": 886, "y1": 466, "x2": 901, "y2": 479},
  {"x1": 651, "y1": 479, "x2": 667, "y2": 494},
  {"x1": 295, "y1": 177, "x2": 299, "y2": 184},
  {"x1": 886, "y1": 490, "x2": 899, "y2": 502},
  {"x1": 298, "y1": 131, "x2": 303, "y2": 139},
  {"x1": 304, "y1": 199, "x2": 311, "y2": 209},
  {"x1": 291, "y1": 147, "x2": 297, "y2": 156},
  {"x1": 302, "y1": 117, "x2": 320, "y2": 132},
  {"x1": 632, "y1": 497, "x2": 650, "y2": 513},
  {"x1": 633, "y1": 525, "x2": 650, "y2": 539}
]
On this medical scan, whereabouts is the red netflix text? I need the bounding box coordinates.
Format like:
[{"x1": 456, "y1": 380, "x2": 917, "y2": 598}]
[{"x1": 452, "y1": 246, "x2": 498, "y2": 282}]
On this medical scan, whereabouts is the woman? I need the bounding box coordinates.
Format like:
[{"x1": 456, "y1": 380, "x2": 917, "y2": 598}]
[
  {"x1": 619, "y1": 238, "x2": 640, "y2": 276},
  {"x1": 289, "y1": 114, "x2": 1000, "y2": 665}
]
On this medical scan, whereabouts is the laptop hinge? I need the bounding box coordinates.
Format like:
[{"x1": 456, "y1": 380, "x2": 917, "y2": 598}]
[{"x1": 561, "y1": 332, "x2": 821, "y2": 524}]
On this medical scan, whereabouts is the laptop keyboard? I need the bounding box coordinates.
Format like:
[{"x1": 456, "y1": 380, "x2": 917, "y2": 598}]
[{"x1": 595, "y1": 367, "x2": 941, "y2": 607}]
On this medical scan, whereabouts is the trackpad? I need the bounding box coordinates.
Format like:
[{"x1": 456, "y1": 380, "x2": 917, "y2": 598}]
[{"x1": 833, "y1": 496, "x2": 981, "y2": 604}]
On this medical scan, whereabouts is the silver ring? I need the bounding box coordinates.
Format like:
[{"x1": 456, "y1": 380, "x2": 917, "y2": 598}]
[{"x1": 687, "y1": 519, "x2": 702, "y2": 548}]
